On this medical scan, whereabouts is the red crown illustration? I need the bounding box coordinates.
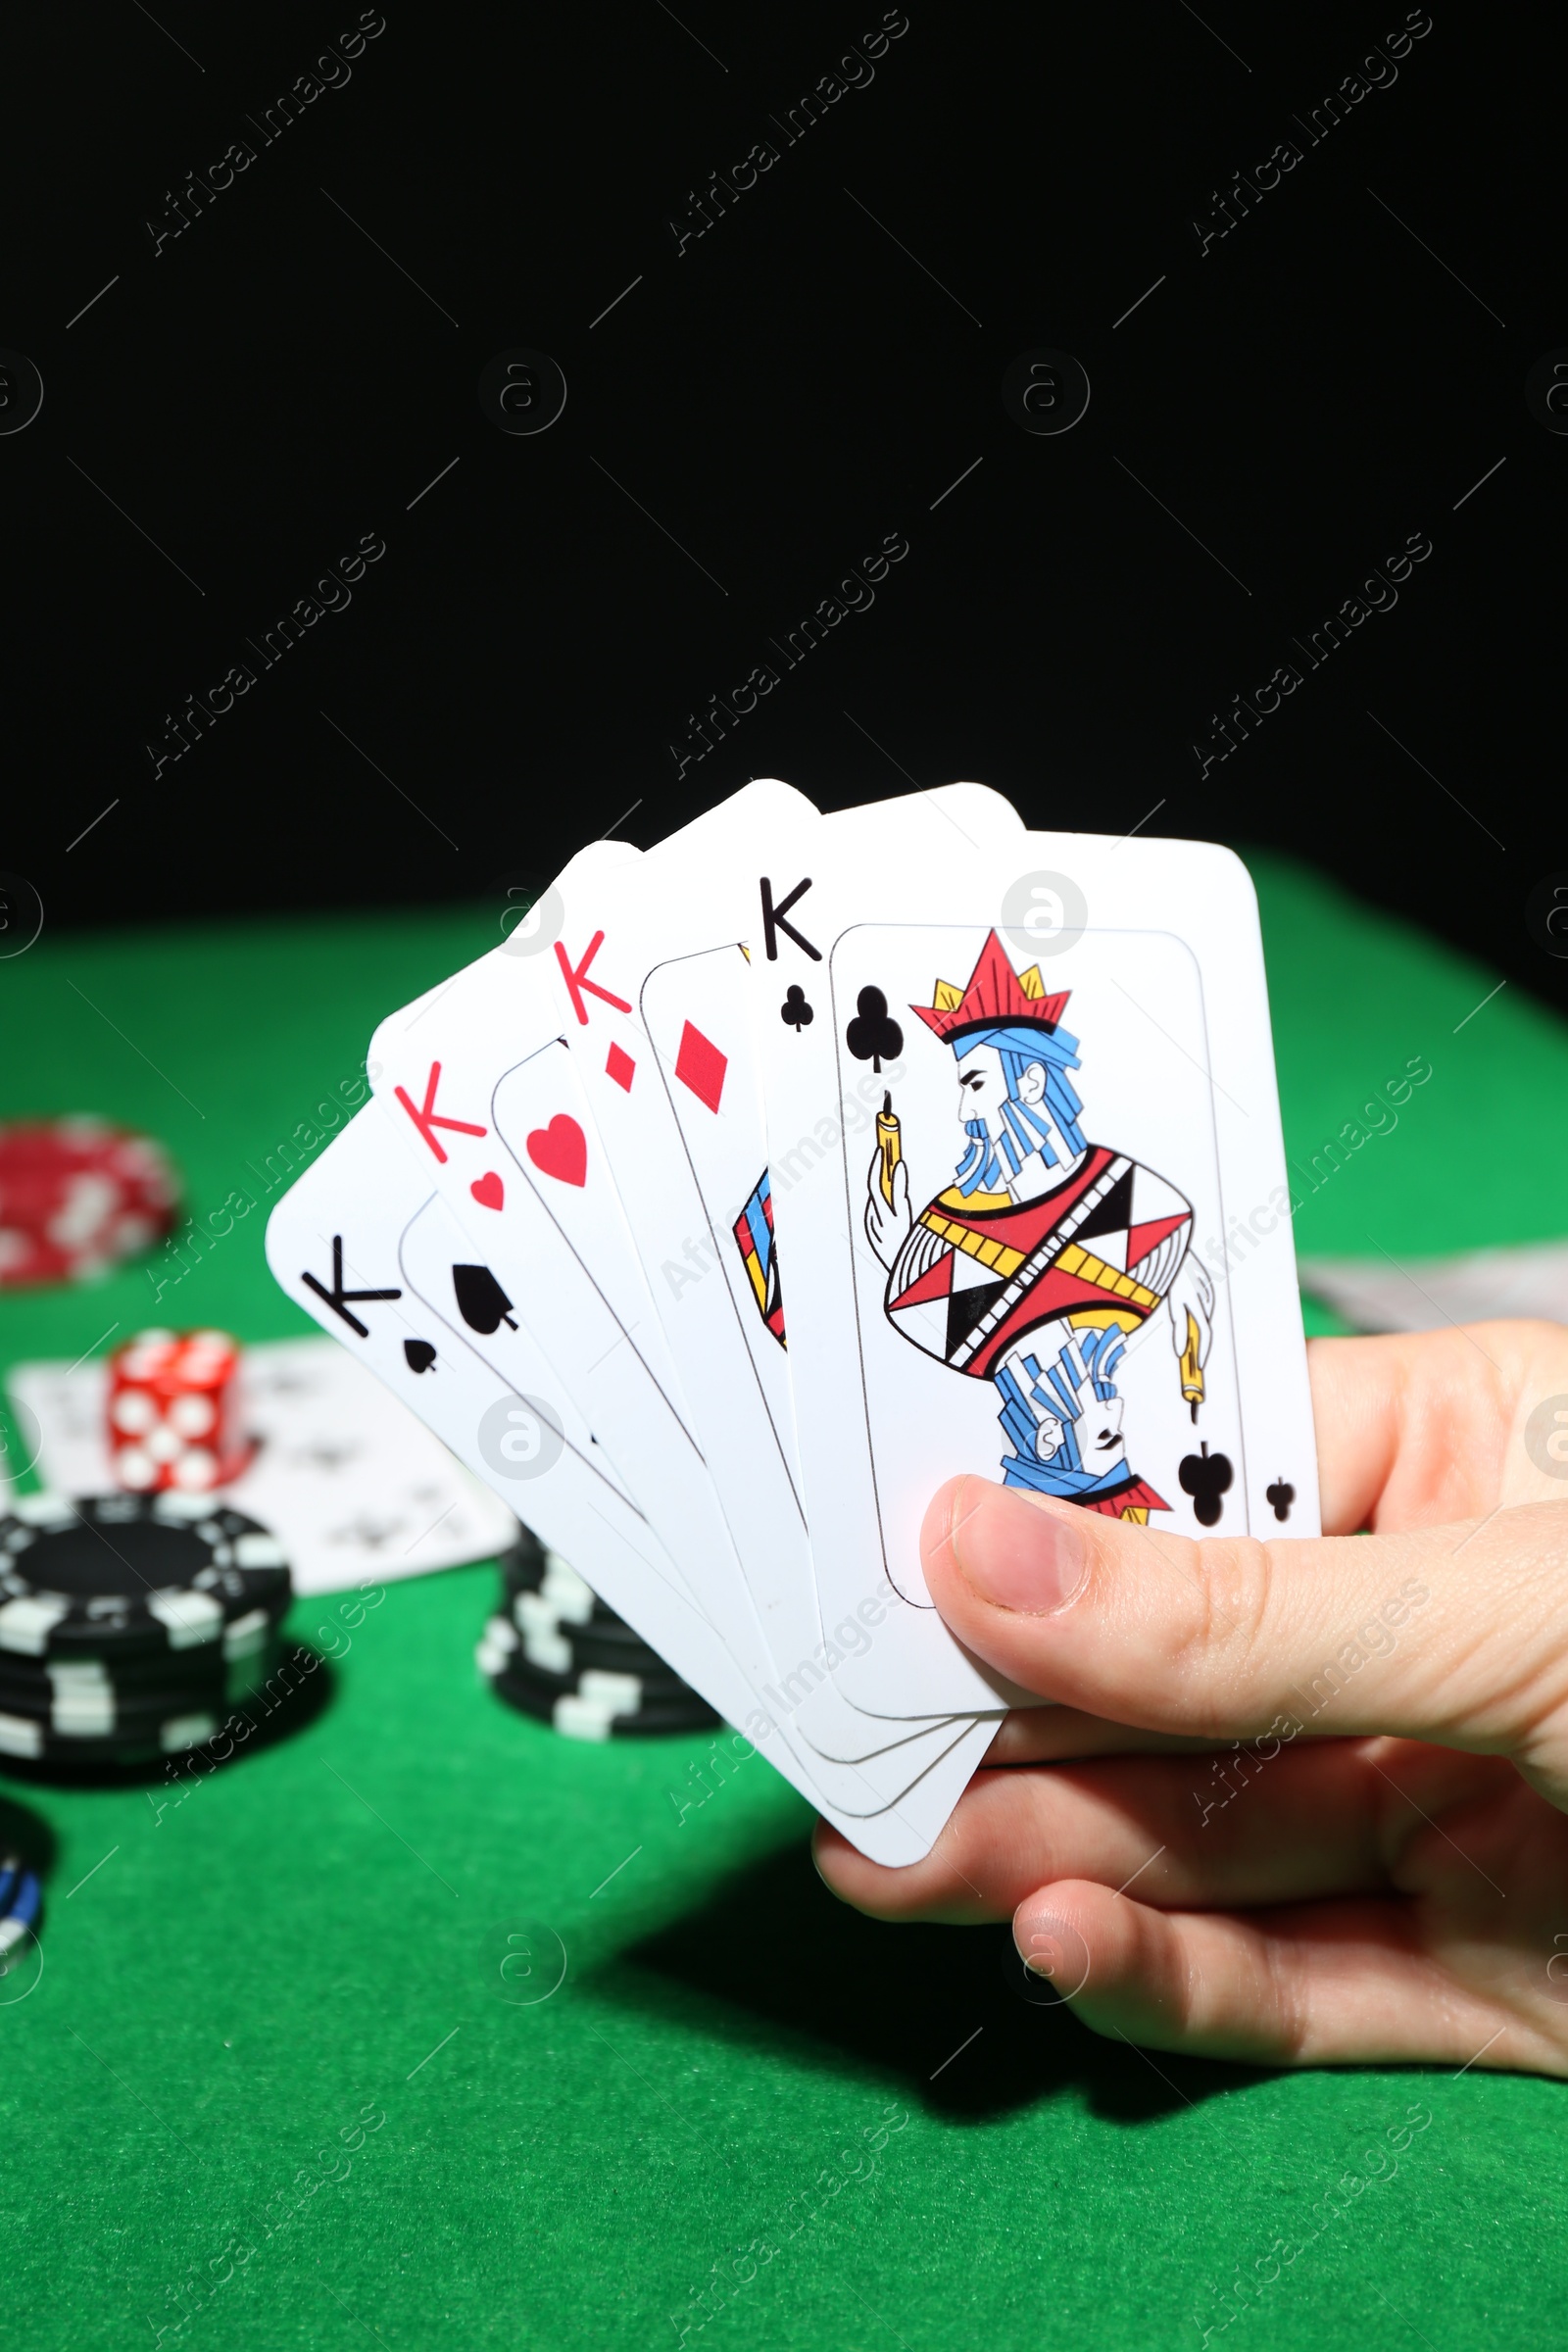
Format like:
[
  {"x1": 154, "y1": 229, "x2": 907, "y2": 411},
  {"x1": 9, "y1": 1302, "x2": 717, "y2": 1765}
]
[{"x1": 911, "y1": 929, "x2": 1072, "y2": 1044}]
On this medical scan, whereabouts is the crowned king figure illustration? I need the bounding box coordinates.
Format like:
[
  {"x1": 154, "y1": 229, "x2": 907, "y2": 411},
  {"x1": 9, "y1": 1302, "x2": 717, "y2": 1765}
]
[{"x1": 863, "y1": 931, "x2": 1214, "y2": 1520}]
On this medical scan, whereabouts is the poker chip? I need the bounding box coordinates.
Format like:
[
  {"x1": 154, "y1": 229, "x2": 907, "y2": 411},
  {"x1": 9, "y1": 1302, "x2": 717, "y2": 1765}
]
[
  {"x1": 0, "y1": 1639, "x2": 318, "y2": 1774},
  {"x1": 0, "y1": 1862, "x2": 42, "y2": 1958},
  {"x1": 0, "y1": 1623, "x2": 276, "y2": 1708},
  {"x1": 0, "y1": 1712, "x2": 221, "y2": 1768},
  {"x1": 0, "y1": 1492, "x2": 291, "y2": 1773},
  {"x1": 506, "y1": 1597, "x2": 686, "y2": 1681},
  {"x1": 0, "y1": 1706, "x2": 221, "y2": 1764},
  {"x1": 0, "y1": 1493, "x2": 291, "y2": 1663},
  {"x1": 0, "y1": 1117, "x2": 177, "y2": 1288},
  {"x1": 497, "y1": 1526, "x2": 548, "y2": 1592},
  {"x1": 500, "y1": 1538, "x2": 625, "y2": 1629},
  {"x1": 477, "y1": 1612, "x2": 694, "y2": 1700},
  {"x1": 481, "y1": 1534, "x2": 717, "y2": 1739},
  {"x1": 490, "y1": 1656, "x2": 719, "y2": 1740},
  {"x1": 0, "y1": 1643, "x2": 275, "y2": 1735}
]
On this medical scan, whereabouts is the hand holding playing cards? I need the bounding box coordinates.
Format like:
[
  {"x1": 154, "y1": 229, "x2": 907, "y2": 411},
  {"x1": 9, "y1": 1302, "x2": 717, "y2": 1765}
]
[
  {"x1": 275, "y1": 788, "x2": 1331, "y2": 1870},
  {"x1": 814, "y1": 1319, "x2": 1568, "y2": 2078}
]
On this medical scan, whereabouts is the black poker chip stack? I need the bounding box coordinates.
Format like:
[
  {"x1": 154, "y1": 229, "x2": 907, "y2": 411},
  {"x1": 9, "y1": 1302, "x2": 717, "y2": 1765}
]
[
  {"x1": 477, "y1": 1528, "x2": 718, "y2": 1740},
  {"x1": 0, "y1": 1493, "x2": 292, "y2": 1770}
]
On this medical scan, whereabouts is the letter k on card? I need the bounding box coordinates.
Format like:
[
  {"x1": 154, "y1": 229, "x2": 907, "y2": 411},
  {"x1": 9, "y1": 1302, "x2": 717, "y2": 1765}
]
[
  {"x1": 555, "y1": 932, "x2": 632, "y2": 1024},
  {"x1": 555, "y1": 930, "x2": 636, "y2": 1085},
  {"x1": 393, "y1": 1061, "x2": 487, "y2": 1163}
]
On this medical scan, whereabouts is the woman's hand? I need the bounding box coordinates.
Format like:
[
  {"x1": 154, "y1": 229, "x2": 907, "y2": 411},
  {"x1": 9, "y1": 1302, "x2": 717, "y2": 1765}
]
[{"x1": 813, "y1": 1320, "x2": 1568, "y2": 2076}]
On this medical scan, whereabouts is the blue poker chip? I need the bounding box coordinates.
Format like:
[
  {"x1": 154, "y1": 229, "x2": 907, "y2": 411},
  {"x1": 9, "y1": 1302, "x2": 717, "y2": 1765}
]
[{"x1": 0, "y1": 1864, "x2": 41, "y2": 1956}]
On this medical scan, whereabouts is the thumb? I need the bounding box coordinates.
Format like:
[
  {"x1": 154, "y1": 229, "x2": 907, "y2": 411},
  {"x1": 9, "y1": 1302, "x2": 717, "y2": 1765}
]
[{"x1": 921, "y1": 1476, "x2": 1568, "y2": 1800}]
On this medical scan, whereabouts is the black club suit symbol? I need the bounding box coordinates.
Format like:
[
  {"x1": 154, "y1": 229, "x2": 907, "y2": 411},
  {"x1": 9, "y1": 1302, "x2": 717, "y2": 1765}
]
[
  {"x1": 846, "y1": 986, "x2": 903, "y2": 1074},
  {"x1": 780, "y1": 985, "x2": 813, "y2": 1031},
  {"x1": 1179, "y1": 1442, "x2": 1234, "y2": 1529}
]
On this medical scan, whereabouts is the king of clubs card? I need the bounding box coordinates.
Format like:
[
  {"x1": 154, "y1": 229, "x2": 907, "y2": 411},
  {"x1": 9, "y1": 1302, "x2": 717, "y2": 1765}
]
[{"x1": 862, "y1": 930, "x2": 1215, "y2": 1522}]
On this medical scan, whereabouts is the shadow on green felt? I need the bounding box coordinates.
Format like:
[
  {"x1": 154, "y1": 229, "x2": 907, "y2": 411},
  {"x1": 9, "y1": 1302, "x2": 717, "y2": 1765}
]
[
  {"x1": 0, "y1": 1789, "x2": 56, "y2": 1876},
  {"x1": 593, "y1": 1838, "x2": 1272, "y2": 2125}
]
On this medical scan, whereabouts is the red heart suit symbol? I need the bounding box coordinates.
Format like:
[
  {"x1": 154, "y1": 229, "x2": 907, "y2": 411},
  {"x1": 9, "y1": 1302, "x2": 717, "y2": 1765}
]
[
  {"x1": 470, "y1": 1172, "x2": 505, "y2": 1211},
  {"x1": 525, "y1": 1114, "x2": 587, "y2": 1189}
]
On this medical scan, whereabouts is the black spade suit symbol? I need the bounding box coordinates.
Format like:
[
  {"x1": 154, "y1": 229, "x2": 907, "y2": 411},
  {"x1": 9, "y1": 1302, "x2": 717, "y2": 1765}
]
[
  {"x1": 1265, "y1": 1476, "x2": 1296, "y2": 1522},
  {"x1": 1179, "y1": 1441, "x2": 1234, "y2": 1529},
  {"x1": 846, "y1": 985, "x2": 903, "y2": 1074},
  {"x1": 404, "y1": 1339, "x2": 438, "y2": 1375},
  {"x1": 453, "y1": 1263, "x2": 518, "y2": 1334},
  {"x1": 780, "y1": 984, "x2": 813, "y2": 1031}
]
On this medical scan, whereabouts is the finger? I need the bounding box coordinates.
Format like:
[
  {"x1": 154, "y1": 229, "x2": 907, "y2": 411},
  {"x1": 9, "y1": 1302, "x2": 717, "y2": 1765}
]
[
  {"x1": 984, "y1": 1706, "x2": 1233, "y2": 1766},
  {"x1": 1309, "y1": 1320, "x2": 1568, "y2": 1534},
  {"x1": 813, "y1": 1738, "x2": 1423, "y2": 1925},
  {"x1": 919, "y1": 1474, "x2": 1568, "y2": 1783},
  {"x1": 1012, "y1": 1880, "x2": 1567, "y2": 2075}
]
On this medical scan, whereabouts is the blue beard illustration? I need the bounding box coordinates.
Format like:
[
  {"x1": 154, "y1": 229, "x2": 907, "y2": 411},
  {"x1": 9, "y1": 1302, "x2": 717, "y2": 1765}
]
[
  {"x1": 954, "y1": 1093, "x2": 1071, "y2": 1198},
  {"x1": 995, "y1": 1327, "x2": 1129, "y2": 1499}
]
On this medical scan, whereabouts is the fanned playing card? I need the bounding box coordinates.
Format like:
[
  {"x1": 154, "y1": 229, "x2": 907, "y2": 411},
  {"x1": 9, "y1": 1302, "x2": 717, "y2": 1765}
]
[
  {"x1": 537, "y1": 783, "x2": 1004, "y2": 1780},
  {"x1": 265, "y1": 1103, "x2": 987, "y2": 1860},
  {"x1": 361, "y1": 811, "x2": 995, "y2": 1822},
  {"x1": 752, "y1": 816, "x2": 1320, "y2": 1718}
]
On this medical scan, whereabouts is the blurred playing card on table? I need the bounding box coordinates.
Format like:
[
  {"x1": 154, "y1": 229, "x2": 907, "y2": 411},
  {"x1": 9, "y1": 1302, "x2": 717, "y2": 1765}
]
[
  {"x1": 1298, "y1": 1239, "x2": 1568, "y2": 1333},
  {"x1": 7, "y1": 1337, "x2": 519, "y2": 1594}
]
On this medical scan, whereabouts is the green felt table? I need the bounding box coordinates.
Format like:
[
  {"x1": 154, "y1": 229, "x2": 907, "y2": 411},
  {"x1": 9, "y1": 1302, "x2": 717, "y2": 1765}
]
[{"x1": 3, "y1": 859, "x2": 1567, "y2": 2352}]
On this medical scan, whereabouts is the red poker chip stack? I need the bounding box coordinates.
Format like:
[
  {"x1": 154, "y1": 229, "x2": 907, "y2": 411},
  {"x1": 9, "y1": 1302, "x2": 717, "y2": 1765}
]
[{"x1": 0, "y1": 1119, "x2": 177, "y2": 1288}]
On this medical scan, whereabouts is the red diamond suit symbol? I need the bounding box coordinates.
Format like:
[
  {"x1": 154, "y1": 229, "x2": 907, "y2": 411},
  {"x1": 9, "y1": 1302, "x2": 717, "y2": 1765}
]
[{"x1": 673, "y1": 1021, "x2": 727, "y2": 1113}]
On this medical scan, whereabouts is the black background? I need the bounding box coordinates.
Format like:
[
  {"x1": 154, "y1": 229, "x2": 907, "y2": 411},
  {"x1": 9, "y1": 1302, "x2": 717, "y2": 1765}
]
[{"x1": 2, "y1": 2, "x2": 1561, "y2": 1010}]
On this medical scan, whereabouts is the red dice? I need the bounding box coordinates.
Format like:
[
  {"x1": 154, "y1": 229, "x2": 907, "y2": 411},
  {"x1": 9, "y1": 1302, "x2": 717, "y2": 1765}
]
[{"x1": 107, "y1": 1329, "x2": 248, "y2": 1494}]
